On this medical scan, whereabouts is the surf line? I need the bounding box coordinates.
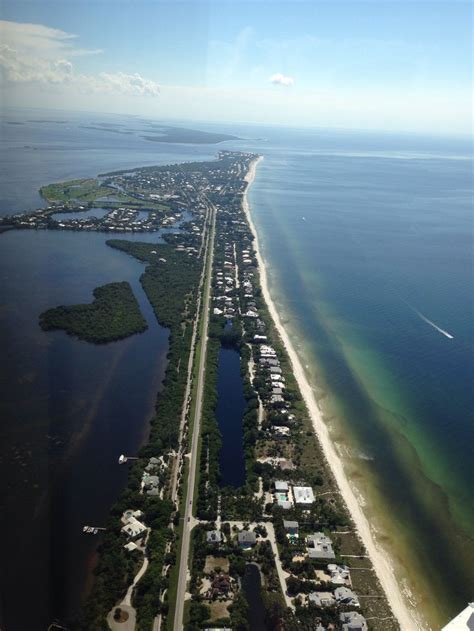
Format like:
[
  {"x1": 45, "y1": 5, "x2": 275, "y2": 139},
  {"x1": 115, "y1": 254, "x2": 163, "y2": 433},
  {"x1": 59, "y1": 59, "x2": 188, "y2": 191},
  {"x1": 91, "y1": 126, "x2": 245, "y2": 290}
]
[{"x1": 403, "y1": 300, "x2": 454, "y2": 339}]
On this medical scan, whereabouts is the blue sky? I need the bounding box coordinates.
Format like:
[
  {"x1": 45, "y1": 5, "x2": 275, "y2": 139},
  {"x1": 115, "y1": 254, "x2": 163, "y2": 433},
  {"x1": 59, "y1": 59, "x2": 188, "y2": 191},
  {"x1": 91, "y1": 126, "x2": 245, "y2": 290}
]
[{"x1": 0, "y1": 1, "x2": 471, "y2": 134}]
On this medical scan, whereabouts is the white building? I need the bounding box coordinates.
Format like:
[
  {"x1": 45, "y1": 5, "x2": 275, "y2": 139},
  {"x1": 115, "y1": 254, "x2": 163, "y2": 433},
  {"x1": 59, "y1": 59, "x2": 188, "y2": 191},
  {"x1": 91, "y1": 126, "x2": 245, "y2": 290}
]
[
  {"x1": 327, "y1": 563, "x2": 351, "y2": 585},
  {"x1": 307, "y1": 532, "x2": 336, "y2": 560},
  {"x1": 121, "y1": 510, "x2": 147, "y2": 540},
  {"x1": 293, "y1": 485, "x2": 315, "y2": 505}
]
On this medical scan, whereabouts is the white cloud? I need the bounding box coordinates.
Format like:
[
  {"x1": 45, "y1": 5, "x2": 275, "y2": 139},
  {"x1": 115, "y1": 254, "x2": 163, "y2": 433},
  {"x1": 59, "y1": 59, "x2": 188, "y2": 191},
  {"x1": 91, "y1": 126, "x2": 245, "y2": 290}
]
[
  {"x1": 269, "y1": 72, "x2": 294, "y2": 86},
  {"x1": 95, "y1": 73, "x2": 161, "y2": 97},
  {"x1": 0, "y1": 20, "x2": 101, "y2": 58},
  {"x1": 0, "y1": 20, "x2": 159, "y2": 98}
]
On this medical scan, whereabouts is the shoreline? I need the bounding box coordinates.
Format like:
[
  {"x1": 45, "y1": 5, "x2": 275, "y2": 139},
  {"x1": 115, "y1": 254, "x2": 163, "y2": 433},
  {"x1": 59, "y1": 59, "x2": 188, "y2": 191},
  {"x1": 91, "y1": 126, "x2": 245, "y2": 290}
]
[{"x1": 243, "y1": 156, "x2": 420, "y2": 631}]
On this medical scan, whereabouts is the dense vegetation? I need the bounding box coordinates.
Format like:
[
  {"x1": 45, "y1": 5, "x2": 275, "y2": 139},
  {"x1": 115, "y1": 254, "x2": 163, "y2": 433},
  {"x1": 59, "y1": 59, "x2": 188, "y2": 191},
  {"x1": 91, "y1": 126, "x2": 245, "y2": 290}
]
[{"x1": 39, "y1": 281, "x2": 147, "y2": 343}]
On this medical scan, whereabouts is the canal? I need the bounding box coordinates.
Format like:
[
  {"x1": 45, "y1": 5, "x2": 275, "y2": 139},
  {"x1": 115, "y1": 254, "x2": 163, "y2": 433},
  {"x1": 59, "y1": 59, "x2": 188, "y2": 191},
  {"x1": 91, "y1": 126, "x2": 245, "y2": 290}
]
[
  {"x1": 216, "y1": 345, "x2": 246, "y2": 487},
  {"x1": 242, "y1": 563, "x2": 269, "y2": 631}
]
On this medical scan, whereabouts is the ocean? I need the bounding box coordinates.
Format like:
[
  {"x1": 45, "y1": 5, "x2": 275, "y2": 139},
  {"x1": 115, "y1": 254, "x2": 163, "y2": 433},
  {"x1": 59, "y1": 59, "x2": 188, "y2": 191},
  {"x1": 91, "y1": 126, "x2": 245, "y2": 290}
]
[
  {"x1": 246, "y1": 128, "x2": 473, "y2": 628},
  {"x1": 0, "y1": 109, "x2": 472, "y2": 629}
]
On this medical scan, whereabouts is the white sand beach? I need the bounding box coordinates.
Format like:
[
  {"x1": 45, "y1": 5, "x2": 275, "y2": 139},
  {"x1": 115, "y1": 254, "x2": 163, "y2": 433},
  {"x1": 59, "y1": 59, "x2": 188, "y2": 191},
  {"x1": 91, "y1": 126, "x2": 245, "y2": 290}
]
[{"x1": 243, "y1": 156, "x2": 421, "y2": 631}]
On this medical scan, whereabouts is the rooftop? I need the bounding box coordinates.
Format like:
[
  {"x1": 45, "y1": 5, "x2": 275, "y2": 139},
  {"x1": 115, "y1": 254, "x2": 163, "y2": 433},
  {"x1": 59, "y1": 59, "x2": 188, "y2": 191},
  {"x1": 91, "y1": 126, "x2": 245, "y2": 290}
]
[{"x1": 293, "y1": 485, "x2": 315, "y2": 504}]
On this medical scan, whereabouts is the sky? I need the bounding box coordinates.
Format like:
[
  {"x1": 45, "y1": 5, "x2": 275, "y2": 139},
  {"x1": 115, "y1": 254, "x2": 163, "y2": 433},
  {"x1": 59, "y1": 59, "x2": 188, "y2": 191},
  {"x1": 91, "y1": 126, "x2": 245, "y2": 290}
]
[{"x1": 0, "y1": 0, "x2": 472, "y2": 134}]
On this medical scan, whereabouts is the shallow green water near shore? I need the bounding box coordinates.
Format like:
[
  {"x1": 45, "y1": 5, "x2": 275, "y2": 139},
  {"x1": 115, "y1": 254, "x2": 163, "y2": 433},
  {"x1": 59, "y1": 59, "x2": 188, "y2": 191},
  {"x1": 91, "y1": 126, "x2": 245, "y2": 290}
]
[{"x1": 247, "y1": 134, "x2": 473, "y2": 628}]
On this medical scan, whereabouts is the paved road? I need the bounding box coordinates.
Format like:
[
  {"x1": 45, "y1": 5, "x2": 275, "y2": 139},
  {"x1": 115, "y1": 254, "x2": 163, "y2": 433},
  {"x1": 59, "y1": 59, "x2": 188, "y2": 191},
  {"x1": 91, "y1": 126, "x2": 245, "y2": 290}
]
[
  {"x1": 173, "y1": 203, "x2": 216, "y2": 631},
  {"x1": 122, "y1": 554, "x2": 149, "y2": 607},
  {"x1": 152, "y1": 203, "x2": 213, "y2": 631}
]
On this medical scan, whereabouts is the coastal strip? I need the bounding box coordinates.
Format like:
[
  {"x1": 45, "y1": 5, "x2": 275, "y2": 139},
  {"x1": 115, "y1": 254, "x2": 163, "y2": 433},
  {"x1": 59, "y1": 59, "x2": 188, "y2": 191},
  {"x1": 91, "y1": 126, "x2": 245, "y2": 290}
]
[{"x1": 243, "y1": 156, "x2": 421, "y2": 631}]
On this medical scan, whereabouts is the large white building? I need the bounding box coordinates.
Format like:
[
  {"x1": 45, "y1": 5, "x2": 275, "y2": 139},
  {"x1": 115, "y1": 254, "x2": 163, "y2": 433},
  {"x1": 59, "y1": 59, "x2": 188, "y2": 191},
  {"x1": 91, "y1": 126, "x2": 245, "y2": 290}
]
[
  {"x1": 293, "y1": 485, "x2": 315, "y2": 505},
  {"x1": 121, "y1": 509, "x2": 147, "y2": 540}
]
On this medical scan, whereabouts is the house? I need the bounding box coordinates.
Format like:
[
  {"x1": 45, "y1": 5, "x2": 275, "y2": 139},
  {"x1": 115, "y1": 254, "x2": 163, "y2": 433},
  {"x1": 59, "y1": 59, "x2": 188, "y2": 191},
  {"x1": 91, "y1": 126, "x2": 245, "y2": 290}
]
[
  {"x1": 308, "y1": 591, "x2": 336, "y2": 607},
  {"x1": 274, "y1": 480, "x2": 292, "y2": 508},
  {"x1": 143, "y1": 474, "x2": 160, "y2": 495},
  {"x1": 145, "y1": 457, "x2": 160, "y2": 472},
  {"x1": 327, "y1": 563, "x2": 351, "y2": 585},
  {"x1": 283, "y1": 520, "x2": 299, "y2": 535},
  {"x1": 121, "y1": 515, "x2": 147, "y2": 540},
  {"x1": 270, "y1": 373, "x2": 285, "y2": 382},
  {"x1": 307, "y1": 532, "x2": 336, "y2": 560},
  {"x1": 340, "y1": 612, "x2": 368, "y2": 631},
  {"x1": 335, "y1": 586, "x2": 360, "y2": 607},
  {"x1": 206, "y1": 530, "x2": 222, "y2": 545},
  {"x1": 122, "y1": 509, "x2": 143, "y2": 522},
  {"x1": 208, "y1": 572, "x2": 232, "y2": 598},
  {"x1": 270, "y1": 366, "x2": 282, "y2": 375},
  {"x1": 238, "y1": 531, "x2": 257, "y2": 548},
  {"x1": 271, "y1": 382, "x2": 285, "y2": 390},
  {"x1": 293, "y1": 485, "x2": 315, "y2": 505}
]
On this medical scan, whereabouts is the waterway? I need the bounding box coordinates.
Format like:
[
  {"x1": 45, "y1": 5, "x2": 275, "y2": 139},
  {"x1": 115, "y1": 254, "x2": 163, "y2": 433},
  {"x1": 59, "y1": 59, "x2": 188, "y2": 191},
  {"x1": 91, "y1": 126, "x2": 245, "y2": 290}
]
[
  {"x1": 216, "y1": 347, "x2": 246, "y2": 487},
  {"x1": 0, "y1": 229, "x2": 171, "y2": 630},
  {"x1": 241, "y1": 563, "x2": 268, "y2": 631},
  {"x1": 52, "y1": 206, "x2": 110, "y2": 221}
]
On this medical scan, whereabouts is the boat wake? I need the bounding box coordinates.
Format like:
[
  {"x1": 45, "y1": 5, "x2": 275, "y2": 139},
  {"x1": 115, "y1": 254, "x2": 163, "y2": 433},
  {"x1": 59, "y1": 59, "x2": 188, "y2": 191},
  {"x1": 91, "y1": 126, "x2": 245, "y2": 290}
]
[{"x1": 404, "y1": 301, "x2": 454, "y2": 339}]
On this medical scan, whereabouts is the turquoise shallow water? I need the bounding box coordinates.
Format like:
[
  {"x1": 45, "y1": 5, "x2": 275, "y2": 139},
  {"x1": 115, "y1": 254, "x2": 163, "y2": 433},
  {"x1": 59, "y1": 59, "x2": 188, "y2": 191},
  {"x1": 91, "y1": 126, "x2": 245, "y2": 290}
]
[{"x1": 245, "y1": 132, "x2": 473, "y2": 627}]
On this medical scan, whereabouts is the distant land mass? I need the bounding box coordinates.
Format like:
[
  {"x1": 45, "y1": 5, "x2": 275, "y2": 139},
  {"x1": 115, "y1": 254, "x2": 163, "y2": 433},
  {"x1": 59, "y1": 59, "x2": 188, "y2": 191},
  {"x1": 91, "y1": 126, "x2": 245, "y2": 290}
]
[
  {"x1": 142, "y1": 125, "x2": 240, "y2": 144},
  {"x1": 28, "y1": 120, "x2": 69, "y2": 124}
]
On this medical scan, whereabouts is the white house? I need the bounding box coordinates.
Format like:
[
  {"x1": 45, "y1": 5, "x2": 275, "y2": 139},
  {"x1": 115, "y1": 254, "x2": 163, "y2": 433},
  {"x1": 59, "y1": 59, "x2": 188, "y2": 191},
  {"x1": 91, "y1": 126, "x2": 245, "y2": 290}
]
[{"x1": 293, "y1": 486, "x2": 315, "y2": 505}]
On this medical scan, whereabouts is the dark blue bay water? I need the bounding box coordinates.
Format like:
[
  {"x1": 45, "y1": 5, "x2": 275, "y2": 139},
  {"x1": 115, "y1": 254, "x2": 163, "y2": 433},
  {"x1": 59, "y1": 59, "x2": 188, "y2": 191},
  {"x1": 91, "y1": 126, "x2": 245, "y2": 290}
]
[
  {"x1": 0, "y1": 110, "x2": 224, "y2": 630},
  {"x1": 216, "y1": 348, "x2": 246, "y2": 487},
  {"x1": 0, "y1": 230, "x2": 171, "y2": 630},
  {"x1": 0, "y1": 110, "x2": 472, "y2": 629}
]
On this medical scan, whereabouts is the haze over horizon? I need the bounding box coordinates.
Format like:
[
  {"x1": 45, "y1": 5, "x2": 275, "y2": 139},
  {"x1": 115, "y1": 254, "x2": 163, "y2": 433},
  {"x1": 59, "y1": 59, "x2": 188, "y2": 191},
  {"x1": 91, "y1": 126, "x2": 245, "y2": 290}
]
[{"x1": 0, "y1": 0, "x2": 472, "y2": 136}]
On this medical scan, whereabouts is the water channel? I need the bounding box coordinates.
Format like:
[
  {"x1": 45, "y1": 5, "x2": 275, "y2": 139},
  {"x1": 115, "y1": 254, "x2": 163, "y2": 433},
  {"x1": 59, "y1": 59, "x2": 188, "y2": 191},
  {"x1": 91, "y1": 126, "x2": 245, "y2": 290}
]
[
  {"x1": 241, "y1": 563, "x2": 269, "y2": 631},
  {"x1": 215, "y1": 346, "x2": 246, "y2": 487}
]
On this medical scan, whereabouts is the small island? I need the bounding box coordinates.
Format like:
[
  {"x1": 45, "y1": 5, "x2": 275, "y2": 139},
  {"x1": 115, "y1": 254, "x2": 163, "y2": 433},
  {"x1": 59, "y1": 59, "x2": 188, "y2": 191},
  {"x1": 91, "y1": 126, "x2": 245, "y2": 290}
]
[
  {"x1": 142, "y1": 125, "x2": 240, "y2": 144},
  {"x1": 39, "y1": 281, "x2": 147, "y2": 343}
]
